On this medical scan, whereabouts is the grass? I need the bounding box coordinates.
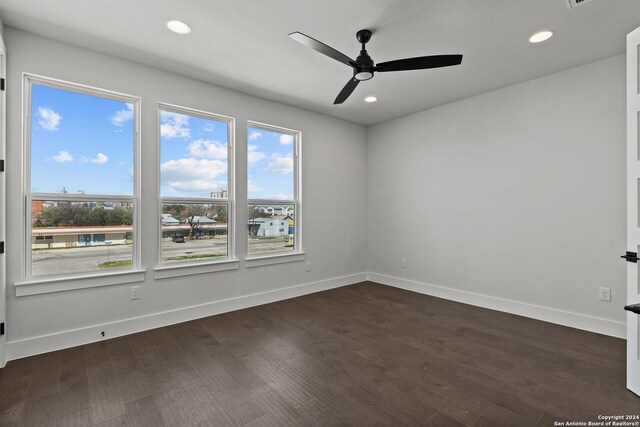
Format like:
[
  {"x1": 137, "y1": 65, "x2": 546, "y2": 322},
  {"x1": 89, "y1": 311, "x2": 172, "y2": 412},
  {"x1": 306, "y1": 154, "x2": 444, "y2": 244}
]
[
  {"x1": 97, "y1": 253, "x2": 225, "y2": 269},
  {"x1": 162, "y1": 253, "x2": 226, "y2": 262},
  {"x1": 98, "y1": 259, "x2": 133, "y2": 269}
]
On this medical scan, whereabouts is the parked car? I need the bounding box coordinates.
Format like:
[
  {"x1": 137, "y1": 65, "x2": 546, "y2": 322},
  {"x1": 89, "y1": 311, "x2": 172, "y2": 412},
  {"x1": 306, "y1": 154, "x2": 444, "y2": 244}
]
[{"x1": 172, "y1": 236, "x2": 185, "y2": 243}]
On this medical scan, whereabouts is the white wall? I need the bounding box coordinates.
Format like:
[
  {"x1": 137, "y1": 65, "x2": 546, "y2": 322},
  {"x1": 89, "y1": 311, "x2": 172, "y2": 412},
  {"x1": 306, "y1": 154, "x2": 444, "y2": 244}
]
[
  {"x1": 367, "y1": 54, "x2": 627, "y2": 336},
  {"x1": 4, "y1": 28, "x2": 367, "y2": 359},
  {"x1": 1, "y1": 27, "x2": 628, "y2": 362}
]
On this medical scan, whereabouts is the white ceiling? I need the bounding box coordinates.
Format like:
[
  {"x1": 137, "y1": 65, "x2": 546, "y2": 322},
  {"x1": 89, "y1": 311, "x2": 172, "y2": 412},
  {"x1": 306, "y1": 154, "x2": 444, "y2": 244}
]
[{"x1": 0, "y1": 0, "x2": 638, "y2": 126}]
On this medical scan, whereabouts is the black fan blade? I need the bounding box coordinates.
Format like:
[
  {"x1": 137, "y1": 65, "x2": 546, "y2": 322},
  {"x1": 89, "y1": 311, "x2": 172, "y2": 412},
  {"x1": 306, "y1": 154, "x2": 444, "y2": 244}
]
[
  {"x1": 334, "y1": 77, "x2": 360, "y2": 104},
  {"x1": 375, "y1": 54, "x2": 462, "y2": 72},
  {"x1": 289, "y1": 32, "x2": 357, "y2": 68}
]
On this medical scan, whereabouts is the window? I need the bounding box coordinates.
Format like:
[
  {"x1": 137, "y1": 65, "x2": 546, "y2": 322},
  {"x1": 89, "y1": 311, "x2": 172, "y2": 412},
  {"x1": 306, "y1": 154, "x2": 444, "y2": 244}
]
[
  {"x1": 159, "y1": 104, "x2": 234, "y2": 265},
  {"x1": 247, "y1": 122, "x2": 301, "y2": 256},
  {"x1": 25, "y1": 76, "x2": 139, "y2": 278}
]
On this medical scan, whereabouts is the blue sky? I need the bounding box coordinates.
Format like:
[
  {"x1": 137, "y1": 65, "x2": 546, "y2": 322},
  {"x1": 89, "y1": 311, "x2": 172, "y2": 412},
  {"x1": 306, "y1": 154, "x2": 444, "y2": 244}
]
[
  {"x1": 247, "y1": 126, "x2": 294, "y2": 200},
  {"x1": 160, "y1": 110, "x2": 229, "y2": 198},
  {"x1": 31, "y1": 84, "x2": 135, "y2": 195},
  {"x1": 31, "y1": 84, "x2": 294, "y2": 200},
  {"x1": 160, "y1": 112, "x2": 294, "y2": 200}
]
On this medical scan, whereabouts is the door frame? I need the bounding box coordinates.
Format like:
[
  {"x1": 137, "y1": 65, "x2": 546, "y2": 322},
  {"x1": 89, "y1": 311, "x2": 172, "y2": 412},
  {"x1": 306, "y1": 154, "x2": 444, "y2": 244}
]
[
  {"x1": 626, "y1": 25, "x2": 640, "y2": 397},
  {"x1": 0, "y1": 33, "x2": 6, "y2": 368}
]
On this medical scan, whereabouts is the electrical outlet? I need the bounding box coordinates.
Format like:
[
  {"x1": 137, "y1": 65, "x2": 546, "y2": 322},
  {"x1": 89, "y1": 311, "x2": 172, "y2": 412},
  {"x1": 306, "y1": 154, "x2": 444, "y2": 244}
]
[
  {"x1": 306, "y1": 262, "x2": 312, "y2": 272},
  {"x1": 401, "y1": 259, "x2": 407, "y2": 268},
  {"x1": 130, "y1": 285, "x2": 141, "y2": 300},
  {"x1": 599, "y1": 287, "x2": 611, "y2": 302}
]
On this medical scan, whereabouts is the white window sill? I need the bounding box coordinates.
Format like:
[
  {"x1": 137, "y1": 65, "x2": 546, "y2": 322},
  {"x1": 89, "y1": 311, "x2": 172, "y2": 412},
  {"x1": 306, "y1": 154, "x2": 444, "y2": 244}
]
[
  {"x1": 154, "y1": 259, "x2": 239, "y2": 279},
  {"x1": 15, "y1": 269, "x2": 146, "y2": 297},
  {"x1": 244, "y1": 252, "x2": 305, "y2": 268}
]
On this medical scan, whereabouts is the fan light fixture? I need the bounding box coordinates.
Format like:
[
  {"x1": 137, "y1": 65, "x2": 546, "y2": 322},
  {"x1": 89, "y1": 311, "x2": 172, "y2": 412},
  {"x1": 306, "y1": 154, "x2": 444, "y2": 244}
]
[
  {"x1": 364, "y1": 96, "x2": 378, "y2": 103},
  {"x1": 355, "y1": 71, "x2": 374, "y2": 81},
  {"x1": 529, "y1": 30, "x2": 553, "y2": 43},
  {"x1": 167, "y1": 20, "x2": 192, "y2": 35}
]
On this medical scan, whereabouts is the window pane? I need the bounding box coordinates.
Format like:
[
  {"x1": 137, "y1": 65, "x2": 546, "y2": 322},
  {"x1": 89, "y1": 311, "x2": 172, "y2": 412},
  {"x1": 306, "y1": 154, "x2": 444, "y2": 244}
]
[
  {"x1": 247, "y1": 127, "x2": 294, "y2": 200},
  {"x1": 248, "y1": 203, "x2": 294, "y2": 255},
  {"x1": 161, "y1": 203, "x2": 228, "y2": 263},
  {"x1": 30, "y1": 84, "x2": 134, "y2": 195},
  {"x1": 31, "y1": 200, "x2": 134, "y2": 276},
  {"x1": 160, "y1": 109, "x2": 229, "y2": 198}
]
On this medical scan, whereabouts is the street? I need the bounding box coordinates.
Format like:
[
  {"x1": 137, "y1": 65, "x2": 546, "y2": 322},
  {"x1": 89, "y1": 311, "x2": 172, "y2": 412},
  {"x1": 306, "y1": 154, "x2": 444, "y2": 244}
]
[{"x1": 32, "y1": 237, "x2": 293, "y2": 276}]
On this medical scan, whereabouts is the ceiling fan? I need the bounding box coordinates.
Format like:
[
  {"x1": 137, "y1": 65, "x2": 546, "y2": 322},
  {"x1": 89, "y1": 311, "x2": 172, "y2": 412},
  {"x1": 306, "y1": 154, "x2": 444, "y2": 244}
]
[{"x1": 289, "y1": 29, "x2": 463, "y2": 105}]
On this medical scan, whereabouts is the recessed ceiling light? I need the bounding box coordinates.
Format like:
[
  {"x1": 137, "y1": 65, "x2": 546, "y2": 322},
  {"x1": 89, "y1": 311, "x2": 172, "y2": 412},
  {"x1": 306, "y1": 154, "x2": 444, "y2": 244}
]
[
  {"x1": 167, "y1": 20, "x2": 191, "y2": 35},
  {"x1": 364, "y1": 96, "x2": 378, "y2": 103},
  {"x1": 529, "y1": 30, "x2": 554, "y2": 43}
]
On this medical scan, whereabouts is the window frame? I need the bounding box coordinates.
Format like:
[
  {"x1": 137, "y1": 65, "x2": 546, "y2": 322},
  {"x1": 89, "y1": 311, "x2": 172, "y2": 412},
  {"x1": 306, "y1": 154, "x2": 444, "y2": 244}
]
[
  {"x1": 156, "y1": 102, "x2": 236, "y2": 271},
  {"x1": 245, "y1": 120, "x2": 302, "y2": 263},
  {"x1": 22, "y1": 74, "x2": 142, "y2": 283}
]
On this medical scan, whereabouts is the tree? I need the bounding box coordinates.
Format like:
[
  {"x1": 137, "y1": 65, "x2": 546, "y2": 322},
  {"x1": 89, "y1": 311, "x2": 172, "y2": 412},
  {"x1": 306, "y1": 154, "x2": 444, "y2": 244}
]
[
  {"x1": 164, "y1": 204, "x2": 186, "y2": 219},
  {"x1": 174, "y1": 205, "x2": 206, "y2": 240},
  {"x1": 249, "y1": 206, "x2": 271, "y2": 220},
  {"x1": 107, "y1": 208, "x2": 133, "y2": 225},
  {"x1": 35, "y1": 204, "x2": 133, "y2": 227},
  {"x1": 38, "y1": 202, "x2": 88, "y2": 226},
  {"x1": 213, "y1": 205, "x2": 227, "y2": 223}
]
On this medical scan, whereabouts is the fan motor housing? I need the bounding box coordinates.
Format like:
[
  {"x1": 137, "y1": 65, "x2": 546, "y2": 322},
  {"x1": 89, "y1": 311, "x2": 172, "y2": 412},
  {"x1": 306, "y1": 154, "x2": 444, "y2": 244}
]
[{"x1": 354, "y1": 51, "x2": 374, "y2": 80}]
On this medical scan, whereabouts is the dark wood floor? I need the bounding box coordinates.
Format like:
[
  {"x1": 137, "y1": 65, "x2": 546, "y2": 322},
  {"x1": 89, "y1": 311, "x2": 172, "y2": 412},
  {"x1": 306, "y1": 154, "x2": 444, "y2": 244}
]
[{"x1": 0, "y1": 281, "x2": 638, "y2": 426}]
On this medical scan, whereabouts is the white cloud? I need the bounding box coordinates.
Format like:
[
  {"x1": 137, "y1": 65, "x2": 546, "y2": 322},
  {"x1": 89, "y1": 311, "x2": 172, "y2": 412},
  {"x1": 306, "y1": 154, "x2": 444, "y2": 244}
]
[
  {"x1": 203, "y1": 123, "x2": 214, "y2": 132},
  {"x1": 264, "y1": 153, "x2": 293, "y2": 174},
  {"x1": 38, "y1": 107, "x2": 62, "y2": 131},
  {"x1": 109, "y1": 103, "x2": 134, "y2": 127},
  {"x1": 161, "y1": 158, "x2": 227, "y2": 194},
  {"x1": 52, "y1": 150, "x2": 73, "y2": 163},
  {"x1": 79, "y1": 153, "x2": 109, "y2": 164},
  {"x1": 90, "y1": 153, "x2": 109, "y2": 165},
  {"x1": 247, "y1": 145, "x2": 266, "y2": 164},
  {"x1": 188, "y1": 139, "x2": 227, "y2": 160},
  {"x1": 249, "y1": 131, "x2": 263, "y2": 141},
  {"x1": 265, "y1": 194, "x2": 293, "y2": 200},
  {"x1": 279, "y1": 134, "x2": 294, "y2": 145},
  {"x1": 247, "y1": 177, "x2": 262, "y2": 194},
  {"x1": 165, "y1": 179, "x2": 229, "y2": 193},
  {"x1": 160, "y1": 111, "x2": 191, "y2": 139}
]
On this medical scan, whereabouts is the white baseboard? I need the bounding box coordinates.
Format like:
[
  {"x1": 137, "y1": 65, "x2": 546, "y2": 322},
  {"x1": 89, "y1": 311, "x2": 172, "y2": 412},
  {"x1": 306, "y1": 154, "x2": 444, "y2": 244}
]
[
  {"x1": 3, "y1": 270, "x2": 625, "y2": 367},
  {"x1": 4, "y1": 272, "x2": 367, "y2": 364},
  {"x1": 367, "y1": 272, "x2": 626, "y2": 339}
]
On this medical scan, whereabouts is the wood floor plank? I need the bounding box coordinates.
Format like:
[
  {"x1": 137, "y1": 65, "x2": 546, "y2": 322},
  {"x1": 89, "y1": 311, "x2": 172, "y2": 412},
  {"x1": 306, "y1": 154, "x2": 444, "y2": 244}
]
[
  {"x1": 152, "y1": 387, "x2": 201, "y2": 427},
  {"x1": 1, "y1": 282, "x2": 637, "y2": 426},
  {"x1": 55, "y1": 408, "x2": 93, "y2": 427},
  {"x1": 182, "y1": 381, "x2": 240, "y2": 426},
  {"x1": 20, "y1": 392, "x2": 59, "y2": 427},
  {"x1": 242, "y1": 413, "x2": 283, "y2": 427},
  {"x1": 216, "y1": 385, "x2": 266, "y2": 425},
  {"x1": 252, "y1": 390, "x2": 314, "y2": 427},
  {"x1": 0, "y1": 360, "x2": 31, "y2": 413},
  {"x1": 25, "y1": 352, "x2": 61, "y2": 401},
  {"x1": 57, "y1": 387, "x2": 90, "y2": 419},
  {"x1": 94, "y1": 415, "x2": 130, "y2": 427},
  {"x1": 87, "y1": 362, "x2": 126, "y2": 425},
  {"x1": 425, "y1": 411, "x2": 470, "y2": 427},
  {"x1": 0, "y1": 400, "x2": 23, "y2": 427},
  {"x1": 124, "y1": 396, "x2": 167, "y2": 427}
]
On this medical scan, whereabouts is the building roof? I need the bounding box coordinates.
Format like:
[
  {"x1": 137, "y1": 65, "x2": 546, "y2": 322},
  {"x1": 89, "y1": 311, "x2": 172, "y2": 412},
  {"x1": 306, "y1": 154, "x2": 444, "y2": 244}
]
[
  {"x1": 190, "y1": 216, "x2": 216, "y2": 223},
  {"x1": 161, "y1": 214, "x2": 180, "y2": 224},
  {"x1": 33, "y1": 226, "x2": 133, "y2": 235}
]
